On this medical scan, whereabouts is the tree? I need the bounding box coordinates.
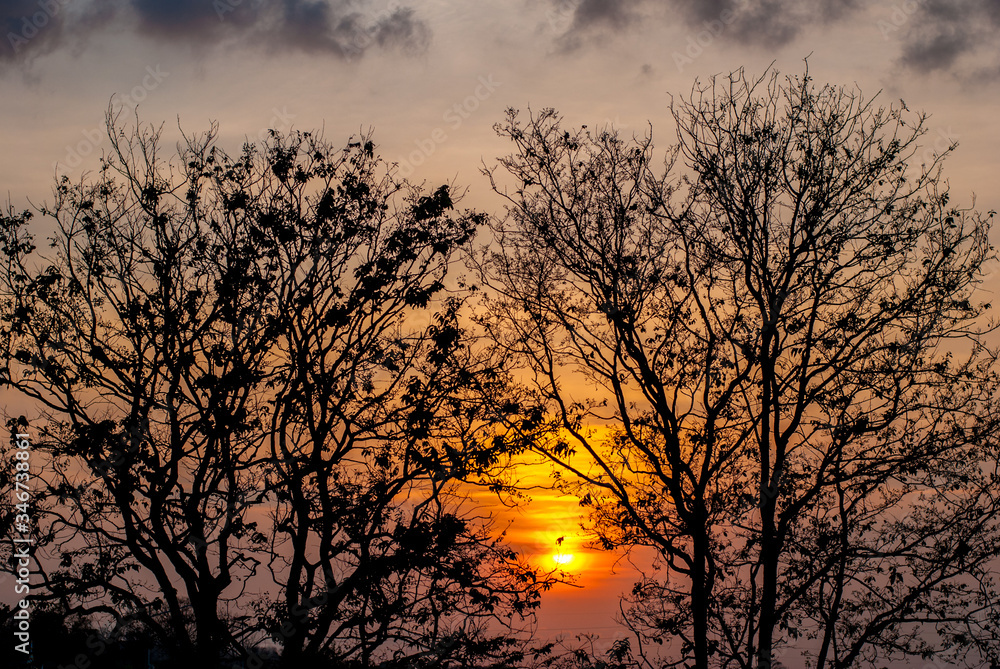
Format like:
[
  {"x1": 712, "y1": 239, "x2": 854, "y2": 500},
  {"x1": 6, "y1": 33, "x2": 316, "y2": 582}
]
[
  {"x1": 476, "y1": 67, "x2": 1000, "y2": 669},
  {"x1": 1, "y1": 110, "x2": 545, "y2": 666},
  {"x1": 2, "y1": 116, "x2": 273, "y2": 661},
  {"x1": 237, "y1": 122, "x2": 545, "y2": 667}
]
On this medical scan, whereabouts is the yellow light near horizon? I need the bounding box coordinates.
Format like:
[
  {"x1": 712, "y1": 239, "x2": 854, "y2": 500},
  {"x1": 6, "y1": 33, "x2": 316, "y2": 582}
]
[{"x1": 552, "y1": 552, "x2": 574, "y2": 566}]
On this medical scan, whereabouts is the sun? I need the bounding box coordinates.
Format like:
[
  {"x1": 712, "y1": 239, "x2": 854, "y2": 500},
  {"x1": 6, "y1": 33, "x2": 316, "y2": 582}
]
[
  {"x1": 551, "y1": 535, "x2": 576, "y2": 566},
  {"x1": 552, "y1": 552, "x2": 575, "y2": 566}
]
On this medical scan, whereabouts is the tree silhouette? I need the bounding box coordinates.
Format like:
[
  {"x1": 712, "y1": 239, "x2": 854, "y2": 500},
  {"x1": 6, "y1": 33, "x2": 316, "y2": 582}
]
[
  {"x1": 236, "y1": 122, "x2": 544, "y2": 668},
  {"x1": 0, "y1": 110, "x2": 546, "y2": 666},
  {"x1": 476, "y1": 67, "x2": 1000, "y2": 669}
]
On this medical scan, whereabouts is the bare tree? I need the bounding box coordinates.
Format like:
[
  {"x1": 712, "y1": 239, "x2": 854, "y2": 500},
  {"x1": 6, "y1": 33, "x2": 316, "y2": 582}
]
[{"x1": 476, "y1": 67, "x2": 1000, "y2": 669}]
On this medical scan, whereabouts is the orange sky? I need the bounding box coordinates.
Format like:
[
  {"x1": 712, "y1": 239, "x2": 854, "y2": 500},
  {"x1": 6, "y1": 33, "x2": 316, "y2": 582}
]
[{"x1": 464, "y1": 453, "x2": 649, "y2": 644}]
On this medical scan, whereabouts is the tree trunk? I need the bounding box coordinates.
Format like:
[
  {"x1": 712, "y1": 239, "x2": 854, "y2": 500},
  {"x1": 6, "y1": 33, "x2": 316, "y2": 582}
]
[
  {"x1": 758, "y1": 504, "x2": 778, "y2": 668},
  {"x1": 191, "y1": 590, "x2": 227, "y2": 664},
  {"x1": 691, "y1": 503, "x2": 711, "y2": 669}
]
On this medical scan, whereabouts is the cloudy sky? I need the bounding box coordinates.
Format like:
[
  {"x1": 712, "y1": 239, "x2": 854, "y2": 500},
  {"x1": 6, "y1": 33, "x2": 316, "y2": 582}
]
[
  {"x1": 3, "y1": 0, "x2": 999, "y2": 641},
  {"x1": 3, "y1": 0, "x2": 999, "y2": 205}
]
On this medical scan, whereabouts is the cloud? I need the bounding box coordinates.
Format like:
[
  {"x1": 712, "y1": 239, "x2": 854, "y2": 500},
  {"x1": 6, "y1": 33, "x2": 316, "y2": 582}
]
[
  {"x1": 817, "y1": 0, "x2": 860, "y2": 21},
  {"x1": 1, "y1": 1, "x2": 59, "y2": 61},
  {"x1": 547, "y1": 0, "x2": 861, "y2": 50},
  {"x1": 900, "y1": 24, "x2": 967, "y2": 73},
  {"x1": 130, "y1": 0, "x2": 243, "y2": 38},
  {"x1": 1, "y1": 0, "x2": 110, "y2": 63},
  {"x1": 570, "y1": 0, "x2": 636, "y2": 31},
  {"x1": 546, "y1": 0, "x2": 644, "y2": 52},
  {"x1": 133, "y1": 0, "x2": 431, "y2": 58},
  {"x1": 893, "y1": 0, "x2": 1000, "y2": 76},
  {"x1": 546, "y1": 0, "x2": 998, "y2": 78},
  {"x1": 684, "y1": 0, "x2": 802, "y2": 46},
  {"x1": 367, "y1": 6, "x2": 430, "y2": 55},
  {"x1": 0, "y1": 0, "x2": 432, "y2": 67}
]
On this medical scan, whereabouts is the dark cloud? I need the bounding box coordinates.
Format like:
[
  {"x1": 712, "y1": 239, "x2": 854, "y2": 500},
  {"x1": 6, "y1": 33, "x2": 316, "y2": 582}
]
[
  {"x1": 0, "y1": 0, "x2": 431, "y2": 67},
  {"x1": 571, "y1": 0, "x2": 636, "y2": 30},
  {"x1": 893, "y1": 0, "x2": 1000, "y2": 76},
  {"x1": 818, "y1": 0, "x2": 860, "y2": 21},
  {"x1": 704, "y1": 0, "x2": 800, "y2": 46},
  {"x1": 547, "y1": 0, "x2": 997, "y2": 78},
  {"x1": 547, "y1": 0, "x2": 646, "y2": 52},
  {"x1": 547, "y1": 0, "x2": 858, "y2": 51},
  {"x1": 130, "y1": 0, "x2": 242, "y2": 38},
  {"x1": 372, "y1": 7, "x2": 430, "y2": 55},
  {"x1": 271, "y1": 0, "x2": 350, "y2": 54},
  {"x1": 669, "y1": 0, "x2": 865, "y2": 46},
  {"x1": 2, "y1": 0, "x2": 74, "y2": 62},
  {"x1": 900, "y1": 25, "x2": 968, "y2": 73},
  {"x1": 131, "y1": 0, "x2": 431, "y2": 58},
  {"x1": 0, "y1": 0, "x2": 113, "y2": 62}
]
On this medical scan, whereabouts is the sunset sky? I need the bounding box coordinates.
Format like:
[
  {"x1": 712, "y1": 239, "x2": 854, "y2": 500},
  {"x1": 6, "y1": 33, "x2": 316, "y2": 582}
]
[{"x1": 3, "y1": 0, "x2": 999, "y2": 647}]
